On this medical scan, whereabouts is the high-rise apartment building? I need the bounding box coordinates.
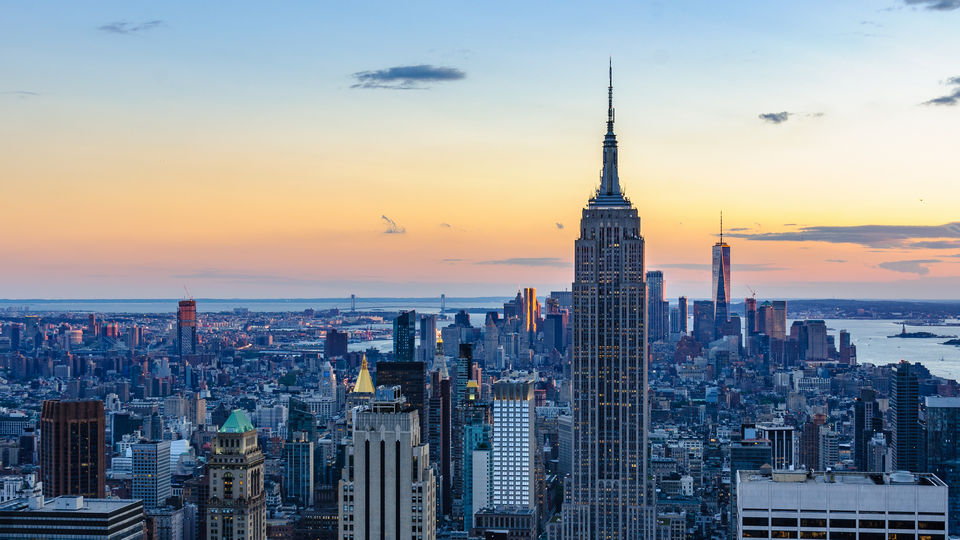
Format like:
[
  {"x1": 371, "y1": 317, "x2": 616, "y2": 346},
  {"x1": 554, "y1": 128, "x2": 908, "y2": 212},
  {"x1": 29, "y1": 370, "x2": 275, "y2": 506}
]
[
  {"x1": 491, "y1": 379, "x2": 535, "y2": 510},
  {"x1": 393, "y1": 310, "x2": 417, "y2": 362},
  {"x1": 339, "y1": 386, "x2": 436, "y2": 540},
  {"x1": 133, "y1": 440, "x2": 171, "y2": 510},
  {"x1": 177, "y1": 300, "x2": 198, "y2": 359},
  {"x1": 891, "y1": 361, "x2": 921, "y2": 472},
  {"x1": 925, "y1": 396, "x2": 960, "y2": 534},
  {"x1": 207, "y1": 410, "x2": 266, "y2": 540},
  {"x1": 40, "y1": 399, "x2": 106, "y2": 498},
  {"x1": 565, "y1": 64, "x2": 652, "y2": 540}
]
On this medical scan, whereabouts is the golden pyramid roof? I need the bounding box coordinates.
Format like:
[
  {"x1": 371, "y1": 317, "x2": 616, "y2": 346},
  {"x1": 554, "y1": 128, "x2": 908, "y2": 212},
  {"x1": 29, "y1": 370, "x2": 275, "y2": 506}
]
[{"x1": 352, "y1": 355, "x2": 375, "y2": 394}]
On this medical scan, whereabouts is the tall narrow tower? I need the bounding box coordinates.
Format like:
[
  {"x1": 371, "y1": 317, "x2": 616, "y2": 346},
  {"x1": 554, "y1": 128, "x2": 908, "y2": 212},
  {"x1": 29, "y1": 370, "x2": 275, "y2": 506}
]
[
  {"x1": 565, "y1": 61, "x2": 652, "y2": 540},
  {"x1": 207, "y1": 410, "x2": 266, "y2": 540},
  {"x1": 712, "y1": 214, "x2": 731, "y2": 337}
]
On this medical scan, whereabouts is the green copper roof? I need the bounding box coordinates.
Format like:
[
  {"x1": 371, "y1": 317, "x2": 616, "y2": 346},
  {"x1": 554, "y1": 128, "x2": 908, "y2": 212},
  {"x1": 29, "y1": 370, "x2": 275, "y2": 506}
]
[{"x1": 219, "y1": 409, "x2": 255, "y2": 433}]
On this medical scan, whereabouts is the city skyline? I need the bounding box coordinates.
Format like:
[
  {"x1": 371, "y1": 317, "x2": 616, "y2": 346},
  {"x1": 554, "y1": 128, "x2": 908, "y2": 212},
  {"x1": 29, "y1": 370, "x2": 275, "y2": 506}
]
[{"x1": 3, "y1": 1, "x2": 960, "y2": 299}]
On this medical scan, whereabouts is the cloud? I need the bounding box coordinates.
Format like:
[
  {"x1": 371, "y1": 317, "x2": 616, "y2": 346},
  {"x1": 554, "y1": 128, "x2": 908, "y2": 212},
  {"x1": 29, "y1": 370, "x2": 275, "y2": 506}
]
[
  {"x1": 877, "y1": 259, "x2": 940, "y2": 275},
  {"x1": 381, "y1": 215, "x2": 406, "y2": 234},
  {"x1": 351, "y1": 64, "x2": 466, "y2": 90},
  {"x1": 99, "y1": 20, "x2": 164, "y2": 34},
  {"x1": 909, "y1": 240, "x2": 960, "y2": 249},
  {"x1": 441, "y1": 258, "x2": 463, "y2": 263},
  {"x1": 727, "y1": 227, "x2": 750, "y2": 232},
  {"x1": 904, "y1": 0, "x2": 960, "y2": 10},
  {"x1": 555, "y1": 222, "x2": 564, "y2": 230},
  {"x1": 657, "y1": 263, "x2": 786, "y2": 272},
  {"x1": 477, "y1": 257, "x2": 570, "y2": 268},
  {"x1": 726, "y1": 222, "x2": 960, "y2": 248},
  {"x1": 759, "y1": 112, "x2": 791, "y2": 124},
  {"x1": 826, "y1": 259, "x2": 847, "y2": 263},
  {"x1": 1, "y1": 90, "x2": 38, "y2": 97},
  {"x1": 922, "y1": 76, "x2": 960, "y2": 106},
  {"x1": 439, "y1": 222, "x2": 452, "y2": 228}
]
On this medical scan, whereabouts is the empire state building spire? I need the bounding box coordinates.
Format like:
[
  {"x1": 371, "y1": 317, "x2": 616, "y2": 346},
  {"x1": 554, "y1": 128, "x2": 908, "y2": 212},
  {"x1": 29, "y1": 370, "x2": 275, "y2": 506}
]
[{"x1": 592, "y1": 59, "x2": 629, "y2": 207}]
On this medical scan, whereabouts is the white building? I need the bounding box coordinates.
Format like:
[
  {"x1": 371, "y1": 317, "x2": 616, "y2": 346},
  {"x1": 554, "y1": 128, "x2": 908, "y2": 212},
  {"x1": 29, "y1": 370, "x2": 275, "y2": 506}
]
[
  {"x1": 491, "y1": 378, "x2": 536, "y2": 510},
  {"x1": 756, "y1": 423, "x2": 797, "y2": 470},
  {"x1": 737, "y1": 469, "x2": 948, "y2": 539}
]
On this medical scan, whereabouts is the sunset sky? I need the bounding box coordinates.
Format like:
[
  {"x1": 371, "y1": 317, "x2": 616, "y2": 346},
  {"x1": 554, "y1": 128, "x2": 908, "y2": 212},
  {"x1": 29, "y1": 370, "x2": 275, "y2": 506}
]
[{"x1": 2, "y1": 1, "x2": 959, "y2": 299}]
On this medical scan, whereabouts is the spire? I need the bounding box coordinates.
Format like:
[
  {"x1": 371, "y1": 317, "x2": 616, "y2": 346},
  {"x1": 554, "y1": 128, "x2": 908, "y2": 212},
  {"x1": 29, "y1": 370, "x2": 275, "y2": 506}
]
[
  {"x1": 592, "y1": 58, "x2": 628, "y2": 207},
  {"x1": 352, "y1": 355, "x2": 375, "y2": 394},
  {"x1": 720, "y1": 211, "x2": 724, "y2": 244}
]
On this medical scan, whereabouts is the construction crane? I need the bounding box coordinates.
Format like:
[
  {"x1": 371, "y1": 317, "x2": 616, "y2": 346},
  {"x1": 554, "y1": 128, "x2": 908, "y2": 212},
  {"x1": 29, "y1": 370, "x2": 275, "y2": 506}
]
[{"x1": 746, "y1": 284, "x2": 757, "y2": 300}]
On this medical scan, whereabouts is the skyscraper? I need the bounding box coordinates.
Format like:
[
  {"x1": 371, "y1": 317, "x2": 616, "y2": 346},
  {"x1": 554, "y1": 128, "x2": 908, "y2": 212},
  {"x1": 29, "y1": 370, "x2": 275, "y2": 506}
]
[
  {"x1": 338, "y1": 386, "x2": 436, "y2": 540},
  {"x1": 853, "y1": 388, "x2": 882, "y2": 472},
  {"x1": 393, "y1": 310, "x2": 417, "y2": 362},
  {"x1": 565, "y1": 63, "x2": 652, "y2": 540},
  {"x1": 692, "y1": 300, "x2": 715, "y2": 346},
  {"x1": 325, "y1": 329, "x2": 348, "y2": 359},
  {"x1": 924, "y1": 396, "x2": 960, "y2": 534},
  {"x1": 891, "y1": 361, "x2": 921, "y2": 472},
  {"x1": 428, "y1": 364, "x2": 453, "y2": 518},
  {"x1": 419, "y1": 314, "x2": 438, "y2": 363},
  {"x1": 522, "y1": 287, "x2": 540, "y2": 337},
  {"x1": 40, "y1": 399, "x2": 106, "y2": 498},
  {"x1": 284, "y1": 431, "x2": 315, "y2": 508},
  {"x1": 133, "y1": 440, "x2": 172, "y2": 510},
  {"x1": 177, "y1": 300, "x2": 198, "y2": 359},
  {"x1": 711, "y1": 217, "x2": 731, "y2": 335},
  {"x1": 677, "y1": 296, "x2": 688, "y2": 335},
  {"x1": 376, "y1": 360, "x2": 427, "y2": 443},
  {"x1": 491, "y1": 379, "x2": 536, "y2": 511},
  {"x1": 207, "y1": 410, "x2": 266, "y2": 540},
  {"x1": 646, "y1": 271, "x2": 667, "y2": 343}
]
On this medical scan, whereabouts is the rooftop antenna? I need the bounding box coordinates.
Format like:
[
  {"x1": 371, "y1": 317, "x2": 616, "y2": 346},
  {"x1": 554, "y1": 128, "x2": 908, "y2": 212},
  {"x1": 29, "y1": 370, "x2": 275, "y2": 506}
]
[{"x1": 720, "y1": 211, "x2": 724, "y2": 244}]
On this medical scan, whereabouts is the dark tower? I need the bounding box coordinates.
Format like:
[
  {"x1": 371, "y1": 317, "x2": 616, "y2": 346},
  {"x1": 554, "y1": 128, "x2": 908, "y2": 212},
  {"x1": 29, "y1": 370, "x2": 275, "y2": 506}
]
[
  {"x1": 891, "y1": 361, "x2": 921, "y2": 472},
  {"x1": 40, "y1": 399, "x2": 106, "y2": 498}
]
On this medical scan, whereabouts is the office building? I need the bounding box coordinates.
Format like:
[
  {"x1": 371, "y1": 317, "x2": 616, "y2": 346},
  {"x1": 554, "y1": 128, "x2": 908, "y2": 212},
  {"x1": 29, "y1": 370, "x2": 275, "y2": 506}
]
[
  {"x1": 284, "y1": 431, "x2": 315, "y2": 508},
  {"x1": 522, "y1": 287, "x2": 540, "y2": 337},
  {"x1": 419, "y1": 314, "x2": 438, "y2": 363},
  {"x1": 491, "y1": 379, "x2": 535, "y2": 510},
  {"x1": 393, "y1": 310, "x2": 417, "y2": 362},
  {"x1": 564, "y1": 64, "x2": 652, "y2": 540},
  {"x1": 428, "y1": 365, "x2": 452, "y2": 518},
  {"x1": 925, "y1": 396, "x2": 960, "y2": 534},
  {"x1": 326, "y1": 329, "x2": 348, "y2": 360},
  {"x1": 338, "y1": 386, "x2": 436, "y2": 540},
  {"x1": 646, "y1": 270, "x2": 668, "y2": 343},
  {"x1": 677, "y1": 296, "x2": 688, "y2": 335},
  {"x1": 177, "y1": 300, "x2": 198, "y2": 359},
  {"x1": 891, "y1": 361, "x2": 921, "y2": 472},
  {"x1": 463, "y1": 401, "x2": 491, "y2": 530},
  {"x1": 737, "y1": 469, "x2": 948, "y2": 540},
  {"x1": 712, "y1": 220, "x2": 731, "y2": 334},
  {"x1": 207, "y1": 410, "x2": 266, "y2": 540},
  {"x1": 0, "y1": 495, "x2": 145, "y2": 540},
  {"x1": 40, "y1": 399, "x2": 106, "y2": 498},
  {"x1": 853, "y1": 388, "x2": 883, "y2": 472},
  {"x1": 376, "y1": 360, "x2": 427, "y2": 443},
  {"x1": 133, "y1": 440, "x2": 172, "y2": 510},
  {"x1": 693, "y1": 300, "x2": 715, "y2": 346},
  {"x1": 755, "y1": 424, "x2": 797, "y2": 470}
]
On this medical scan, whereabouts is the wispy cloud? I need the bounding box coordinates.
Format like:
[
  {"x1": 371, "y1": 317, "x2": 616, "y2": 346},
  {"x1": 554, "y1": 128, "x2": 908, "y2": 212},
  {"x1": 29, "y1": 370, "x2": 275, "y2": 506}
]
[
  {"x1": 759, "y1": 112, "x2": 791, "y2": 124},
  {"x1": 726, "y1": 222, "x2": 960, "y2": 248},
  {"x1": 657, "y1": 263, "x2": 786, "y2": 272},
  {"x1": 477, "y1": 257, "x2": 569, "y2": 268},
  {"x1": 1, "y1": 90, "x2": 38, "y2": 97},
  {"x1": 381, "y1": 215, "x2": 406, "y2": 234},
  {"x1": 555, "y1": 222, "x2": 564, "y2": 230},
  {"x1": 909, "y1": 240, "x2": 960, "y2": 249},
  {"x1": 351, "y1": 64, "x2": 466, "y2": 90},
  {"x1": 99, "y1": 20, "x2": 164, "y2": 34},
  {"x1": 922, "y1": 76, "x2": 960, "y2": 106},
  {"x1": 878, "y1": 259, "x2": 940, "y2": 275},
  {"x1": 904, "y1": 0, "x2": 960, "y2": 11},
  {"x1": 826, "y1": 259, "x2": 848, "y2": 263}
]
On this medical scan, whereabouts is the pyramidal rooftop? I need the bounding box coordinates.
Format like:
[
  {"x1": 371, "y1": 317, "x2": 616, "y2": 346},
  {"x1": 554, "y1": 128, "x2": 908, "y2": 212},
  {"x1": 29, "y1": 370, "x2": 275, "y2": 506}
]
[{"x1": 219, "y1": 409, "x2": 255, "y2": 433}]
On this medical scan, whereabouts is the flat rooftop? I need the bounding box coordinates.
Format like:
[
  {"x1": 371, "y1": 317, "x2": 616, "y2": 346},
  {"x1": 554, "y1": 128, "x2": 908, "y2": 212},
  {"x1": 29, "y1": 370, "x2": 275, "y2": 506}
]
[
  {"x1": 738, "y1": 470, "x2": 947, "y2": 488},
  {"x1": 0, "y1": 496, "x2": 141, "y2": 514}
]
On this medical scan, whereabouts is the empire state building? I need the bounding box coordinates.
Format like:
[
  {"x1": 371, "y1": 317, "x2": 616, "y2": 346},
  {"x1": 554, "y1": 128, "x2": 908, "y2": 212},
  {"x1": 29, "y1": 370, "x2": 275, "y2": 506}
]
[{"x1": 564, "y1": 64, "x2": 652, "y2": 539}]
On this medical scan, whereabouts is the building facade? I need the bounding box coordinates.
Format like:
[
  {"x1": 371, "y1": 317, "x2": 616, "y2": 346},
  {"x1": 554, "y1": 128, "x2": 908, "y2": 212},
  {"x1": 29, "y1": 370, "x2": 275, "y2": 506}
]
[
  {"x1": 40, "y1": 399, "x2": 106, "y2": 498},
  {"x1": 338, "y1": 386, "x2": 436, "y2": 540},
  {"x1": 133, "y1": 440, "x2": 171, "y2": 510},
  {"x1": 564, "y1": 64, "x2": 652, "y2": 540},
  {"x1": 207, "y1": 410, "x2": 266, "y2": 540}
]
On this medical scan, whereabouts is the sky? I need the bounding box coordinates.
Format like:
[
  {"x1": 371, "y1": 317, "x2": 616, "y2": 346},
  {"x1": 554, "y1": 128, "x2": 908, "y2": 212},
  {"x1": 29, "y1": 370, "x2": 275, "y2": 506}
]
[{"x1": 2, "y1": 1, "x2": 959, "y2": 300}]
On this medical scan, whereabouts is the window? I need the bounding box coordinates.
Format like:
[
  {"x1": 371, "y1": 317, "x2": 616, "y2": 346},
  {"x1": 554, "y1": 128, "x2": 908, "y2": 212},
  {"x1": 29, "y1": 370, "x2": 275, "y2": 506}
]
[
  {"x1": 859, "y1": 520, "x2": 885, "y2": 529},
  {"x1": 829, "y1": 519, "x2": 856, "y2": 528},
  {"x1": 743, "y1": 530, "x2": 768, "y2": 538},
  {"x1": 772, "y1": 518, "x2": 798, "y2": 527},
  {"x1": 800, "y1": 518, "x2": 827, "y2": 528},
  {"x1": 800, "y1": 533, "x2": 826, "y2": 539},
  {"x1": 771, "y1": 532, "x2": 798, "y2": 539},
  {"x1": 918, "y1": 522, "x2": 945, "y2": 530},
  {"x1": 743, "y1": 517, "x2": 769, "y2": 527},
  {"x1": 889, "y1": 521, "x2": 915, "y2": 529},
  {"x1": 829, "y1": 533, "x2": 855, "y2": 540}
]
